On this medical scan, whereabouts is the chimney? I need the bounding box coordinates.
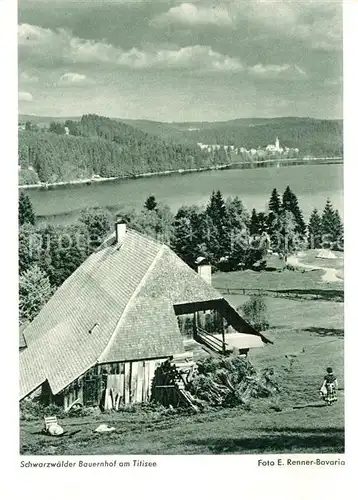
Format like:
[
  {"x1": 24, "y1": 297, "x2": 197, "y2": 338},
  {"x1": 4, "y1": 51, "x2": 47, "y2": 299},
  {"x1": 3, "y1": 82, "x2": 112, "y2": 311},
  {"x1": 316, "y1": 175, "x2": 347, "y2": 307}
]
[
  {"x1": 115, "y1": 221, "x2": 126, "y2": 245},
  {"x1": 196, "y1": 257, "x2": 212, "y2": 286}
]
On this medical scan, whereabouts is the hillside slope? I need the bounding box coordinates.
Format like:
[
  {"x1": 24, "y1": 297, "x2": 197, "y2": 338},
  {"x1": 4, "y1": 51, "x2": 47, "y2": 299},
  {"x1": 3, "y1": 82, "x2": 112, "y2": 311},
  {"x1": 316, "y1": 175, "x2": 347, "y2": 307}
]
[
  {"x1": 18, "y1": 114, "x2": 343, "y2": 185},
  {"x1": 123, "y1": 117, "x2": 343, "y2": 156},
  {"x1": 18, "y1": 114, "x2": 212, "y2": 184}
]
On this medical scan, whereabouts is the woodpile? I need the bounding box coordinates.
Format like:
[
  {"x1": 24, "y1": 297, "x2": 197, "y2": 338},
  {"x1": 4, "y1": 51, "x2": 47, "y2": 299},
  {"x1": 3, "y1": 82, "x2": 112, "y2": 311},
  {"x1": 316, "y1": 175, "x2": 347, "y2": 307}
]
[
  {"x1": 151, "y1": 353, "x2": 199, "y2": 410},
  {"x1": 151, "y1": 353, "x2": 279, "y2": 409}
]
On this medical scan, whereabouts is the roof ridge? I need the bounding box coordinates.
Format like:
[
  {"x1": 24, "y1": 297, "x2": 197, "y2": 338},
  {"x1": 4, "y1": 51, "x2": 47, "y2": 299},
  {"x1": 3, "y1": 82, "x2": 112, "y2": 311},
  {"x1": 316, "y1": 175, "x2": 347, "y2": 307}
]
[
  {"x1": 98, "y1": 244, "x2": 166, "y2": 362},
  {"x1": 96, "y1": 227, "x2": 165, "y2": 253},
  {"x1": 127, "y1": 228, "x2": 167, "y2": 249}
]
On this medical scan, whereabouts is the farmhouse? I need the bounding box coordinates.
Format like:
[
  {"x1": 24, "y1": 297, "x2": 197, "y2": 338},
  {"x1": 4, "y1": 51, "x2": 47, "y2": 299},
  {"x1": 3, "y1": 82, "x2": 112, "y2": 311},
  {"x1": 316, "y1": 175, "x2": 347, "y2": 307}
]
[{"x1": 19, "y1": 223, "x2": 271, "y2": 410}]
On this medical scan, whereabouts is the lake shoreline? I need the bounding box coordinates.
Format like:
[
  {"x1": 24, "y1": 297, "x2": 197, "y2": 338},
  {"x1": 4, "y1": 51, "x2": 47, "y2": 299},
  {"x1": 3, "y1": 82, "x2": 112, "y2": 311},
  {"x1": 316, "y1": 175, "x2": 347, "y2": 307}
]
[
  {"x1": 26, "y1": 162, "x2": 343, "y2": 226},
  {"x1": 19, "y1": 156, "x2": 343, "y2": 191}
]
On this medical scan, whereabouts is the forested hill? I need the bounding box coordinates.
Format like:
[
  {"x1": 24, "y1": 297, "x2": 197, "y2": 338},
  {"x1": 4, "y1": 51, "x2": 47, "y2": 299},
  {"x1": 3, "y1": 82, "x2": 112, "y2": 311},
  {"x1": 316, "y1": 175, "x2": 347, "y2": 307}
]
[
  {"x1": 19, "y1": 114, "x2": 343, "y2": 155},
  {"x1": 122, "y1": 117, "x2": 343, "y2": 157},
  {"x1": 18, "y1": 114, "x2": 343, "y2": 185},
  {"x1": 18, "y1": 114, "x2": 212, "y2": 185}
]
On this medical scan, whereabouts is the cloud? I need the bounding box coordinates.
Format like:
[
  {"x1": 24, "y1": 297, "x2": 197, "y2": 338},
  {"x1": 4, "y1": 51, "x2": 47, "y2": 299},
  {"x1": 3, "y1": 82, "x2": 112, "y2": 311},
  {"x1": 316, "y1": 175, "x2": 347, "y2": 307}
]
[
  {"x1": 58, "y1": 72, "x2": 88, "y2": 84},
  {"x1": 150, "y1": 1, "x2": 341, "y2": 51},
  {"x1": 18, "y1": 23, "x2": 309, "y2": 79},
  {"x1": 18, "y1": 23, "x2": 121, "y2": 65},
  {"x1": 19, "y1": 91, "x2": 33, "y2": 102},
  {"x1": 115, "y1": 45, "x2": 244, "y2": 71},
  {"x1": 238, "y1": 0, "x2": 342, "y2": 51},
  {"x1": 18, "y1": 24, "x2": 244, "y2": 72},
  {"x1": 152, "y1": 3, "x2": 233, "y2": 27},
  {"x1": 249, "y1": 63, "x2": 307, "y2": 80}
]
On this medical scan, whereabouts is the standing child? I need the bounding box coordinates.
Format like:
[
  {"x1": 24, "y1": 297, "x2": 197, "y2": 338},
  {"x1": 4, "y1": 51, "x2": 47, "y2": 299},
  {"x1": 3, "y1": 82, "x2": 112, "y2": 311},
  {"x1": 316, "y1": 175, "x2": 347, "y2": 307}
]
[{"x1": 320, "y1": 367, "x2": 338, "y2": 405}]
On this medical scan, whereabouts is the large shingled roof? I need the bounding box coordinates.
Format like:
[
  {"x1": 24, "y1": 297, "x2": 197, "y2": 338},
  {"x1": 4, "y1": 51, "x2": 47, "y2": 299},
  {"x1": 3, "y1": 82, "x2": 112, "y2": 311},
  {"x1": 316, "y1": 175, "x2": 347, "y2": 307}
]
[{"x1": 20, "y1": 229, "x2": 223, "y2": 400}]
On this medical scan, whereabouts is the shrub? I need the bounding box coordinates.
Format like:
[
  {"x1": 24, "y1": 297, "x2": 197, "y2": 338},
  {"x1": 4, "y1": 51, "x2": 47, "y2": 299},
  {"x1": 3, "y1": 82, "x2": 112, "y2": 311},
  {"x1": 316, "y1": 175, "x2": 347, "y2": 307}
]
[
  {"x1": 177, "y1": 315, "x2": 194, "y2": 337},
  {"x1": 240, "y1": 295, "x2": 269, "y2": 330},
  {"x1": 20, "y1": 400, "x2": 66, "y2": 420},
  {"x1": 67, "y1": 405, "x2": 101, "y2": 418}
]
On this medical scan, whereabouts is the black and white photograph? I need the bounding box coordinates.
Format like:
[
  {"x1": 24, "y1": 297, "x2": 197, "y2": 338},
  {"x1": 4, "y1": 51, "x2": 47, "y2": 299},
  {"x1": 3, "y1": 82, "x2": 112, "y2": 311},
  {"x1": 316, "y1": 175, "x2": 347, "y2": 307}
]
[{"x1": 17, "y1": 0, "x2": 345, "y2": 459}]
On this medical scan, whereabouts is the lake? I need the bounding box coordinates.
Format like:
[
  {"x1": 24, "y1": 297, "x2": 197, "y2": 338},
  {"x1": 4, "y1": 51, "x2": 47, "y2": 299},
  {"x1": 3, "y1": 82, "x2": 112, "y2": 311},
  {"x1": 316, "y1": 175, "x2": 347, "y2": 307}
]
[{"x1": 24, "y1": 163, "x2": 343, "y2": 226}]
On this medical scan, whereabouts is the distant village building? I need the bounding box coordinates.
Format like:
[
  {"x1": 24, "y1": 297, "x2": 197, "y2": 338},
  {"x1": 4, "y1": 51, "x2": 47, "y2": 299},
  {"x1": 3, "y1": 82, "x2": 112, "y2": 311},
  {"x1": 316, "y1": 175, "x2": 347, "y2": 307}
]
[
  {"x1": 200, "y1": 138, "x2": 299, "y2": 159},
  {"x1": 197, "y1": 143, "x2": 232, "y2": 153},
  {"x1": 19, "y1": 224, "x2": 271, "y2": 410},
  {"x1": 266, "y1": 137, "x2": 283, "y2": 154},
  {"x1": 265, "y1": 138, "x2": 299, "y2": 156}
]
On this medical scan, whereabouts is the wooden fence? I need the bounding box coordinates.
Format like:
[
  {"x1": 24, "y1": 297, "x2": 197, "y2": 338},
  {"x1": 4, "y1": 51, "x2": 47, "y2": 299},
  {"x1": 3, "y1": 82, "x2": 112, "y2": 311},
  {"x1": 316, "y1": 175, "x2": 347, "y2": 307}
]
[{"x1": 216, "y1": 287, "x2": 344, "y2": 301}]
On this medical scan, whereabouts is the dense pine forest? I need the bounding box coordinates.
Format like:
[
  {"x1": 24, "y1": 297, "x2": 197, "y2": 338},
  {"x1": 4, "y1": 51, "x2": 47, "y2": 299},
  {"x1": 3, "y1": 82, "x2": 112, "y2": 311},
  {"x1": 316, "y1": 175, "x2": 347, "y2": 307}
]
[
  {"x1": 182, "y1": 118, "x2": 343, "y2": 156},
  {"x1": 122, "y1": 116, "x2": 343, "y2": 156},
  {"x1": 18, "y1": 114, "x2": 343, "y2": 185},
  {"x1": 18, "y1": 115, "x2": 211, "y2": 185}
]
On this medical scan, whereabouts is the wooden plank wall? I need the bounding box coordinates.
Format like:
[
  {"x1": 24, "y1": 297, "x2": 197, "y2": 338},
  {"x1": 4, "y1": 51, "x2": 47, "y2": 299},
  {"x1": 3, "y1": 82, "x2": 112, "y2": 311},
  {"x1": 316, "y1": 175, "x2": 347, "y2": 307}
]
[
  {"x1": 136, "y1": 361, "x2": 144, "y2": 402},
  {"x1": 63, "y1": 358, "x2": 169, "y2": 409},
  {"x1": 124, "y1": 362, "x2": 131, "y2": 404},
  {"x1": 130, "y1": 359, "x2": 164, "y2": 404},
  {"x1": 130, "y1": 362, "x2": 138, "y2": 403}
]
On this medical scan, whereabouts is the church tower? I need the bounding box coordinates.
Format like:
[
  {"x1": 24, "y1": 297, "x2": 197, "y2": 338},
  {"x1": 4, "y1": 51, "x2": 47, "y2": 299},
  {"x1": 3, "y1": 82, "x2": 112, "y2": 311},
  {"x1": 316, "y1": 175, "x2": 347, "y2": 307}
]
[{"x1": 275, "y1": 137, "x2": 280, "y2": 150}]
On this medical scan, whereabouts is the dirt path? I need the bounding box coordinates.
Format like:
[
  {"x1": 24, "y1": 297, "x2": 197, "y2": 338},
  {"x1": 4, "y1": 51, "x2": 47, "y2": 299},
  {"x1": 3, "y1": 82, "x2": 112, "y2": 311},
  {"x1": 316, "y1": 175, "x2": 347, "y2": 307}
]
[{"x1": 287, "y1": 254, "x2": 343, "y2": 283}]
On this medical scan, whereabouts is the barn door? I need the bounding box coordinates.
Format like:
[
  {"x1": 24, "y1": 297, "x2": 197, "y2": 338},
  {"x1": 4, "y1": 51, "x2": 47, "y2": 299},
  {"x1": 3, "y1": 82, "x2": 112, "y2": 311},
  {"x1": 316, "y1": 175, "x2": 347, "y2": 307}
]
[{"x1": 83, "y1": 376, "x2": 101, "y2": 406}]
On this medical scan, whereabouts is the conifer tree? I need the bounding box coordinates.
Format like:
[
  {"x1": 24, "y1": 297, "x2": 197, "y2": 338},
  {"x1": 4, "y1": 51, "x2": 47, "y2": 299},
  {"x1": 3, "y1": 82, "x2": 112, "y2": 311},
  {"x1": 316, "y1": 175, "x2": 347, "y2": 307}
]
[
  {"x1": 333, "y1": 210, "x2": 344, "y2": 250},
  {"x1": 250, "y1": 209, "x2": 267, "y2": 235},
  {"x1": 144, "y1": 195, "x2": 158, "y2": 211},
  {"x1": 321, "y1": 199, "x2": 343, "y2": 249},
  {"x1": 266, "y1": 211, "x2": 279, "y2": 237},
  {"x1": 19, "y1": 191, "x2": 35, "y2": 226},
  {"x1": 206, "y1": 190, "x2": 226, "y2": 223},
  {"x1": 308, "y1": 208, "x2": 322, "y2": 249},
  {"x1": 282, "y1": 186, "x2": 306, "y2": 237},
  {"x1": 268, "y1": 188, "x2": 281, "y2": 214},
  {"x1": 204, "y1": 191, "x2": 229, "y2": 261},
  {"x1": 249, "y1": 209, "x2": 259, "y2": 235},
  {"x1": 172, "y1": 206, "x2": 206, "y2": 268}
]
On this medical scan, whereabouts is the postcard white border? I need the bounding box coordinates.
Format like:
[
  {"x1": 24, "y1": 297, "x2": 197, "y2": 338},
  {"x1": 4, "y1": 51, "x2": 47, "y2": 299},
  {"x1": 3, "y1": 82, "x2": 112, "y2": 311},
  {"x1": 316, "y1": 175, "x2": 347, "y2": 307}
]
[{"x1": 0, "y1": 1, "x2": 356, "y2": 498}]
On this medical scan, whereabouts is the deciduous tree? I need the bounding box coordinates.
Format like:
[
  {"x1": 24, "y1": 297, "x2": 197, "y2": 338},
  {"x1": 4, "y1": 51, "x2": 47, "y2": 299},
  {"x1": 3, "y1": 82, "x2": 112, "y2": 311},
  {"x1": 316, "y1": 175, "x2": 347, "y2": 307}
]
[
  {"x1": 241, "y1": 295, "x2": 269, "y2": 330},
  {"x1": 19, "y1": 265, "x2": 54, "y2": 324},
  {"x1": 78, "y1": 207, "x2": 112, "y2": 249}
]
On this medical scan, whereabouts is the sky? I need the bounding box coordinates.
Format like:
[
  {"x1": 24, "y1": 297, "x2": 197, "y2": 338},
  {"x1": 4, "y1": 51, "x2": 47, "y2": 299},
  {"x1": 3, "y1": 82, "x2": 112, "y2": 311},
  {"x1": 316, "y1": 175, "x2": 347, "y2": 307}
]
[{"x1": 18, "y1": 0, "x2": 343, "y2": 121}]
